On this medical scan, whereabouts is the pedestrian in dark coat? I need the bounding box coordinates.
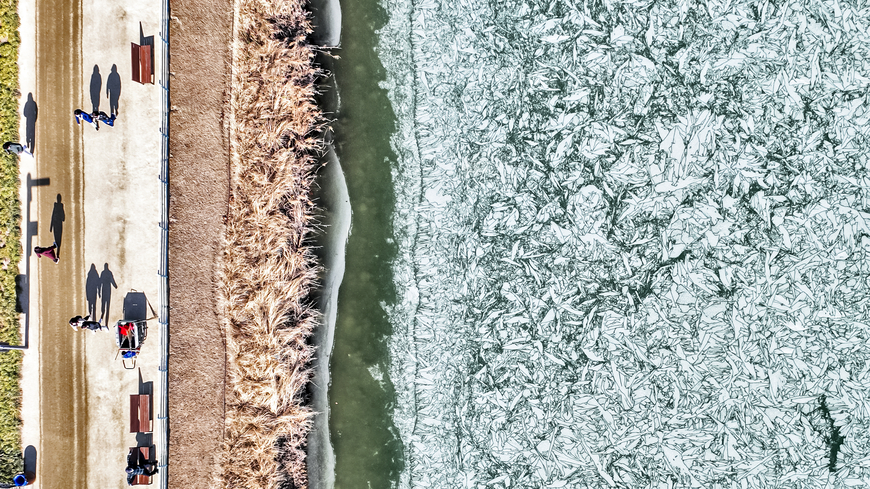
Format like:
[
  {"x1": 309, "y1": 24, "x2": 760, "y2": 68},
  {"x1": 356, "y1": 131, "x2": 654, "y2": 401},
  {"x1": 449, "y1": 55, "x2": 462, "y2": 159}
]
[{"x1": 3, "y1": 142, "x2": 33, "y2": 157}]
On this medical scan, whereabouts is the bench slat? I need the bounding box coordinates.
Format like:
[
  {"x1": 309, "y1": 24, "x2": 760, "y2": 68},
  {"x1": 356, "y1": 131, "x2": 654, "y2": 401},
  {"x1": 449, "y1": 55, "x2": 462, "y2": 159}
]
[
  {"x1": 141, "y1": 45, "x2": 153, "y2": 84},
  {"x1": 130, "y1": 394, "x2": 152, "y2": 433},
  {"x1": 130, "y1": 395, "x2": 139, "y2": 433},
  {"x1": 140, "y1": 394, "x2": 152, "y2": 432}
]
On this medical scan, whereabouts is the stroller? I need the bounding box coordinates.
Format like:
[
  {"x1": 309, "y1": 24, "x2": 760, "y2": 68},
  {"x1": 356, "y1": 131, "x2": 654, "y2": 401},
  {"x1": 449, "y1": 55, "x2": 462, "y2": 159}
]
[
  {"x1": 114, "y1": 291, "x2": 155, "y2": 369},
  {"x1": 115, "y1": 319, "x2": 147, "y2": 369}
]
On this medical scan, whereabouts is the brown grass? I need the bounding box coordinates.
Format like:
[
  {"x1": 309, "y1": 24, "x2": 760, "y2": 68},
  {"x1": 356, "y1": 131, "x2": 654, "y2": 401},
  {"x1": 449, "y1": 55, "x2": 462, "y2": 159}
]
[{"x1": 219, "y1": 0, "x2": 323, "y2": 487}]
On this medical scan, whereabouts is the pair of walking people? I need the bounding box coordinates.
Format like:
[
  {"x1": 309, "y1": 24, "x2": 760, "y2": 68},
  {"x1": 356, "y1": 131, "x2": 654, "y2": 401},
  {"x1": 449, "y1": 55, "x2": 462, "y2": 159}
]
[
  {"x1": 70, "y1": 264, "x2": 117, "y2": 334},
  {"x1": 74, "y1": 109, "x2": 116, "y2": 130},
  {"x1": 69, "y1": 314, "x2": 107, "y2": 333}
]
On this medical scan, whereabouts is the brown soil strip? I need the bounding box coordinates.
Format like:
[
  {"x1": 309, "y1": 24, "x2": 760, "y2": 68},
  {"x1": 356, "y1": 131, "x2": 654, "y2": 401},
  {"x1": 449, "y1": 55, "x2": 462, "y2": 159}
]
[{"x1": 167, "y1": 0, "x2": 232, "y2": 486}]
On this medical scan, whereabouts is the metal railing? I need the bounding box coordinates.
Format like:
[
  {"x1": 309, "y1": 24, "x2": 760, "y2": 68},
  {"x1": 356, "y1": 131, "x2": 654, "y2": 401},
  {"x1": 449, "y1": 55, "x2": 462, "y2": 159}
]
[{"x1": 157, "y1": 0, "x2": 170, "y2": 487}]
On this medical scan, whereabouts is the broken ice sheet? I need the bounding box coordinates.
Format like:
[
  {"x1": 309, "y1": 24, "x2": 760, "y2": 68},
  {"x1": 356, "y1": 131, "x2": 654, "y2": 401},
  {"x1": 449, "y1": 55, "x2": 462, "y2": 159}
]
[{"x1": 376, "y1": 0, "x2": 870, "y2": 486}]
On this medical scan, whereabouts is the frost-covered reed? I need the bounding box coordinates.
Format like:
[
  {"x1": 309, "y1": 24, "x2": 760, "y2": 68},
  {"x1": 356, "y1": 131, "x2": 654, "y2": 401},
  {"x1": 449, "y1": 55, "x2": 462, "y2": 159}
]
[{"x1": 219, "y1": 0, "x2": 322, "y2": 487}]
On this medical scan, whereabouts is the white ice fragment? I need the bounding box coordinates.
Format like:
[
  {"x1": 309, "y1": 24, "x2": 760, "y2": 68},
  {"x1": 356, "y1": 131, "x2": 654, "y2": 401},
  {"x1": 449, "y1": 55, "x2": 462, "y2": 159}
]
[
  {"x1": 542, "y1": 34, "x2": 570, "y2": 44},
  {"x1": 661, "y1": 446, "x2": 700, "y2": 486}
]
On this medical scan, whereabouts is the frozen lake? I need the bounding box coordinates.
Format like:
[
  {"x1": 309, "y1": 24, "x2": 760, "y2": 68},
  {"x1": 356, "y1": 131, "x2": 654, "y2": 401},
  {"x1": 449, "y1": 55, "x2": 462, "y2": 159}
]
[{"x1": 327, "y1": 0, "x2": 870, "y2": 487}]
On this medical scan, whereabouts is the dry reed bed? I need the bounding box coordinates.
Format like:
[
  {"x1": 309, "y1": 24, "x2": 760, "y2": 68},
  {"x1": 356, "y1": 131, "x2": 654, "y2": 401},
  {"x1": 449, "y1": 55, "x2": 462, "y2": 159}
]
[{"x1": 219, "y1": 0, "x2": 323, "y2": 487}]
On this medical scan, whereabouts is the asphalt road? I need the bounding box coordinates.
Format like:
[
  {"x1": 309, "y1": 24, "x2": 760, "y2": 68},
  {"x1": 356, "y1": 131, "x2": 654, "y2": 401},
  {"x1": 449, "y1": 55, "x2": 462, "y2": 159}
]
[{"x1": 35, "y1": 0, "x2": 87, "y2": 486}]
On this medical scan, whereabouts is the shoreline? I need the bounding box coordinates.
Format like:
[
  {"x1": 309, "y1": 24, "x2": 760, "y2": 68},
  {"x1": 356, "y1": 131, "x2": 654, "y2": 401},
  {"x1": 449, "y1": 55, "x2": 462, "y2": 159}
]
[
  {"x1": 305, "y1": 1, "x2": 343, "y2": 488},
  {"x1": 306, "y1": 0, "x2": 408, "y2": 484},
  {"x1": 308, "y1": 0, "x2": 341, "y2": 48},
  {"x1": 306, "y1": 139, "x2": 350, "y2": 489}
]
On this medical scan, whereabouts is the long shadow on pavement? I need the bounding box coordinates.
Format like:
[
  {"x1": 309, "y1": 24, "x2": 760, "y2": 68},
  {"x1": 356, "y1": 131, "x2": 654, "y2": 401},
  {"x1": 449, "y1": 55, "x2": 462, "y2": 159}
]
[
  {"x1": 99, "y1": 263, "x2": 117, "y2": 324},
  {"x1": 85, "y1": 264, "x2": 99, "y2": 320},
  {"x1": 106, "y1": 64, "x2": 122, "y2": 116},
  {"x1": 23, "y1": 94, "x2": 37, "y2": 151},
  {"x1": 89, "y1": 65, "x2": 102, "y2": 113},
  {"x1": 49, "y1": 194, "x2": 64, "y2": 257},
  {"x1": 24, "y1": 445, "x2": 37, "y2": 483}
]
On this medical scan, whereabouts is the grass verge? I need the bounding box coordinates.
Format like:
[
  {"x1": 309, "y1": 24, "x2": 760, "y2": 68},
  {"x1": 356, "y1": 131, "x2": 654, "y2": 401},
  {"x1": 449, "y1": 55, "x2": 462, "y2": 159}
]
[
  {"x1": 219, "y1": 0, "x2": 323, "y2": 488},
  {"x1": 0, "y1": 0, "x2": 22, "y2": 481}
]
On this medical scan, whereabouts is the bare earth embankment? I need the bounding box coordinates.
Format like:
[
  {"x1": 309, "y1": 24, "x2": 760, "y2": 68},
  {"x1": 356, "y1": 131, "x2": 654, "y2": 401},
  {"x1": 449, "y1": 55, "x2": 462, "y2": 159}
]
[
  {"x1": 167, "y1": 0, "x2": 232, "y2": 486},
  {"x1": 169, "y1": 0, "x2": 322, "y2": 487}
]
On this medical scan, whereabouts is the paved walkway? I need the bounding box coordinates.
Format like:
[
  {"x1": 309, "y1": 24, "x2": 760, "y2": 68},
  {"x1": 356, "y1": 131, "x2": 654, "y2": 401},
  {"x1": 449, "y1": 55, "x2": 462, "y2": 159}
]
[{"x1": 18, "y1": 0, "x2": 164, "y2": 486}]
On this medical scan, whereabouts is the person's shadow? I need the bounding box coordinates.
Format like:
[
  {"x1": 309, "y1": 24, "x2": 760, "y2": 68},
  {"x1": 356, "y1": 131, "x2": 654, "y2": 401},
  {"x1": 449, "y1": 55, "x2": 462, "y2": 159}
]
[
  {"x1": 99, "y1": 263, "x2": 117, "y2": 323},
  {"x1": 50, "y1": 194, "x2": 64, "y2": 256},
  {"x1": 89, "y1": 65, "x2": 102, "y2": 113},
  {"x1": 86, "y1": 264, "x2": 100, "y2": 320},
  {"x1": 107, "y1": 64, "x2": 121, "y2": 116},
  {"x1": 24, "y1": 445, "x2": 37, "y2": 483},
  {"x1": 135, "y1": 370, "x2": 154, "y2": 447},
  {"x1": 23, "y1": 93, "x2": 37, "y2": 151}
]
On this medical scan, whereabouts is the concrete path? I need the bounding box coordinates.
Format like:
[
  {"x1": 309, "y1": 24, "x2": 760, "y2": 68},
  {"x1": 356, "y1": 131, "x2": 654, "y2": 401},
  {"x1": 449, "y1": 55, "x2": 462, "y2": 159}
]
[{"x1": 18, "y1": 0, "x2": 164, "y2": 486}]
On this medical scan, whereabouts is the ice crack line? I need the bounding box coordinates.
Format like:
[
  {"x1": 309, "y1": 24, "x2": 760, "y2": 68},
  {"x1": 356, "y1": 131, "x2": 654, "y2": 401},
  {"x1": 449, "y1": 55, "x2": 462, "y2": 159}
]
[{"x1": 819, "y1": 395, "x2": 845, "y2": 473}]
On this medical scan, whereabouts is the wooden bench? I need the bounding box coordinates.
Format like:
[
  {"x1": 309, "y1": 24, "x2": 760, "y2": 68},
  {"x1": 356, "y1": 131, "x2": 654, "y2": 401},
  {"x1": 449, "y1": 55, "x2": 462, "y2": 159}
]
[
  {"x1": 131, "y1": 43, "x2": 153, "y2": 84},
  {"x1": 130, "y1": 394, "x2": 152, "y2": 433},
  {"x1": 129, "y1": 446, "x2": 153, "y2": 486}
]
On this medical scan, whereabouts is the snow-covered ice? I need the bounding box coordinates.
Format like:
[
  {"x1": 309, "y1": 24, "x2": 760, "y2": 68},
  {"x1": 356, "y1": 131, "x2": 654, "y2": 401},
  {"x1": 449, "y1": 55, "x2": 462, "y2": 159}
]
[{"x1": 376, "y1": 0, "x2": 870, "y2": 486}]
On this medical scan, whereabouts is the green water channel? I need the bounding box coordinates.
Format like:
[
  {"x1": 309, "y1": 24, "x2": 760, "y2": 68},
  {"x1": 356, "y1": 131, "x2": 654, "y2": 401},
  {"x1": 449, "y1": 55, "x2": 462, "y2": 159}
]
[{"x1": 318, "y1": 0, "x2": 404, "y2": 486}]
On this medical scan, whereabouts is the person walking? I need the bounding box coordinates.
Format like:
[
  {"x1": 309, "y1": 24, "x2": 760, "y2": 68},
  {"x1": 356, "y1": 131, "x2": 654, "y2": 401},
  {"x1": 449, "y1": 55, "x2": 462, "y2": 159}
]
[
  {"x1": 96, "y1": 111, "x2": 116, "y2": 127},
  {"x1": 73, "y1": 109, "x2": 99, "y2": 130},
  {"x1": 69, "y1": 315, "x2": 107, "y2": 333},
  {"x1": 3, "y1": 142, "x2": 33, "y2": 157},
  {"x1": 33, "y1": 242, "x2": 59, "y2": 263}
]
